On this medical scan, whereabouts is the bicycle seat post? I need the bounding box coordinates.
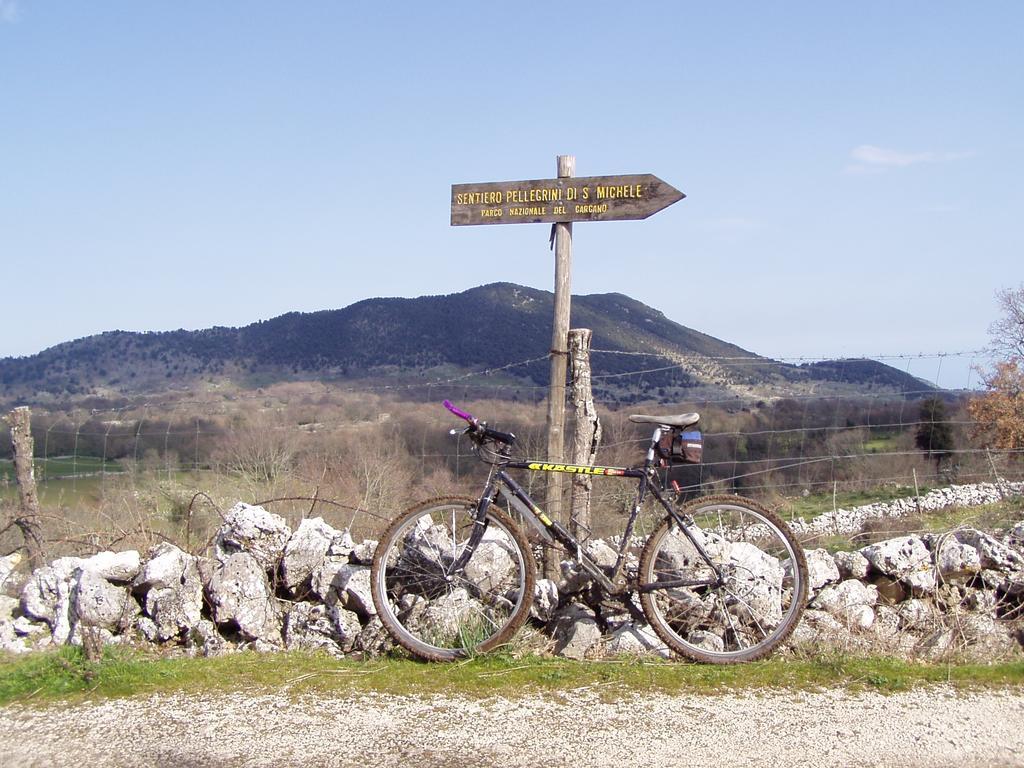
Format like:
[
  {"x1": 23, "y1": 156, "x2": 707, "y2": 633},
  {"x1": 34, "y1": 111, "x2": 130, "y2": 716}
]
[{"x1": 644, "y1": 426, "x2": 664, "y2": 470}]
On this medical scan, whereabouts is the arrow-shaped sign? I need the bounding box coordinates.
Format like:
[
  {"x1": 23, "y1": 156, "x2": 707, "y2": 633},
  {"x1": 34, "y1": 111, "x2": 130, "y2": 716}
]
[{"x1": 450, "y1": 173, "x2": 684, "y2": 226}]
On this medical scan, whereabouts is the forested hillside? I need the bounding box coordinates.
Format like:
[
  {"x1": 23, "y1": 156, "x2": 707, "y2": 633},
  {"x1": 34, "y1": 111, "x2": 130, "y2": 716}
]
[{"x1": 0, "y1": 283, "x2": 932, "y2": 405}]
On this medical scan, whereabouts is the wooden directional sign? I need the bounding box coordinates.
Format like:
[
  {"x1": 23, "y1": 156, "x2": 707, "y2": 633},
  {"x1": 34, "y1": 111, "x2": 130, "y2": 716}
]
[{"x1": 450, "y1": 173, "x2": 684, "y2": 226}]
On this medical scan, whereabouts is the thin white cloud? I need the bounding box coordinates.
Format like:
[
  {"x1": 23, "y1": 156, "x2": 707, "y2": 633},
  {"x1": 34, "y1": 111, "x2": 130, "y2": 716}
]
[
  {"x1": 0, "y1": 0, "x2": 19, "y2": 23},
  {"x1": 844, "y1": 144, "x2": 974, "y2": 174}
]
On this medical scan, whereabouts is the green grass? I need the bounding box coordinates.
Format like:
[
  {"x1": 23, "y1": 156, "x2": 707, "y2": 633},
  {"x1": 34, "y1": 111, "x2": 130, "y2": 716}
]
[
  {"x1": 0, "y1": 464, "x2": 206, "y2": 512},
  {"x1": 904, "y1": 494, "x2": 1024, "y2": 532},
  {"x1": 862, "y1": 435, "x2": 899, "y2": 453},
  {"x1": 775, "y1": 486, "x2": 933, "y2": 522},
  {"x1": 0, "y1": 475, "x2": 107, "y2": 507},
  {"x1": 0, "y1": 456, "x2": 122, "y2": 481},
  {"x1": 0, "y1": 456, "x2": 125, "y2": 506},
  {"x1": 2, "y1": 647, "x2": 1022, "y2": 706}
]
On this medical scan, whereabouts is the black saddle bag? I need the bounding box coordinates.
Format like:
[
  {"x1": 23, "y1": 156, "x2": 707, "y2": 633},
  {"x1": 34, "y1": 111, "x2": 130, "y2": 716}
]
[{"x1": 657, "y1": 429, "x2": 703, "y2": 465}]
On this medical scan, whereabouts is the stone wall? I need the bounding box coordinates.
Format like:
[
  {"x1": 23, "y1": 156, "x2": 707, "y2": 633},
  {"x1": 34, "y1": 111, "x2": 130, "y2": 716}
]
[
  {"x1": 1, "y1": 485, "x2": 1022, "y2": 662},
  {"x1": 787, "y1": 481, "x2": 1024, "y2": 538}
]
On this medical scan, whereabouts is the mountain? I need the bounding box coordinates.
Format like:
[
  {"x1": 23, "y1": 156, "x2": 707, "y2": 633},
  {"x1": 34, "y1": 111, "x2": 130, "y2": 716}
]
[{"x1": 0, "y1": 283, "x2": 933, "y2": 405}]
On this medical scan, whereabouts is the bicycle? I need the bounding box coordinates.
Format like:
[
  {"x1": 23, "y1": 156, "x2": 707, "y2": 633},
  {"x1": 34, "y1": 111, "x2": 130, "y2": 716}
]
[{"x1": 370, "y1": 400, "x2": 808, "y2": 663}]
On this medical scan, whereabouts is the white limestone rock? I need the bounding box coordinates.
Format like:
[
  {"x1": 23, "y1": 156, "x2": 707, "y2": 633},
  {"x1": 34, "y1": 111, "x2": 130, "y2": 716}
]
[
  {"x1": 605, "y1": 623, "x2": 670, "y2": 658},
  {"x1": 954, "y1": 528, "x2": 1024, "y2": 572},
  {"x1": 284, "y1": 602, "x2": 343, "y2": 654},
  {"x1": 214, "y1": 502, "x2": 291, "y2": 572},
  {"x1": 462, "y1": 540, "x2": 515, "y2": 595},
  {"x1": 584, "y1": 540, "x2": 618, "y2": 570},
  {"x1": 860, "y1": 536, "x2": 936, "y2": 593},
  {"x1": 933, "y1": 538, "x2": 982, "y2": 581},
  {"x1": 353, "y1": 615, "x2": 391, "y2": 656},
  {"x1": 134, "y1": 543, "x2": 204, "y2": 641},
  {"x1": 811, "y1": 579, "x2": 878, "y2": 628},
  {"x1": 0, "y1": 594, "x2": 18, "y2": 623},
  {"x1": 551, "y1": 604, "x2": 602, "y2": 660},
  {"x1": 804, "y1": 548, "x2": 841, "y2": 591},
  {"x1": 207, "y1": 552, "x2": 282, "y2": 643},
  {"x1": 282, "y1": 517, "x2": 347, "y2": 591},
  {"x1": 311, "y1": 562, "x2": 376, "y2": 618},
  {"x1": 530, "y1": 579, "x2": 559, "y2": 623},
  {"x1": 187, "y1": 619, "x2": 230, "y2": 657},
  {"x1": 71, "y1": 568, "x2": 139, "y2": 632},
  {"x1": 833, "y1": 550, "x2": 871, "y2": 581},
  {"x1": 79, "y1": 550, "x2": 141, "y2": 583},
  {"x1": 349, "y1": 539, "x2": 378, "y2": 566},
  {"x1": 0, "y1": 552, "x2": 23, "y2": 591},
  {"x1": 330, "y1": 605, "x2": 363, "y2": 653},
  {"x1": 20, "y1": 565, "x2": 74, "y2": 643}
]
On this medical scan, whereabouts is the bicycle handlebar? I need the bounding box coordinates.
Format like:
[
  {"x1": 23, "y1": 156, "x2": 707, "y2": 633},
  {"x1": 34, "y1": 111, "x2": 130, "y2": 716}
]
[
  {"x1": 443, "y1": 399, "x2": 474, "y2": 423},
  {"x1": 442, "y1": 400, "x2": 517, "y2": 446}
]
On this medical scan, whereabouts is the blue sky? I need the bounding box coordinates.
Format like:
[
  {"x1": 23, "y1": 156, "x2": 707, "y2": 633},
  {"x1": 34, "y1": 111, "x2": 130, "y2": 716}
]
[{"x1": 1, "y1": 1, "x2": 1020, "y2": 389}]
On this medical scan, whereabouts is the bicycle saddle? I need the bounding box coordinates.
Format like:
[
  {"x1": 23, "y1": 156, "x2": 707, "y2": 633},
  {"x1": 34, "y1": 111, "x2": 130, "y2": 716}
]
[{"x1": 628, "y1": 412, "x2": 700, "y2": 428}]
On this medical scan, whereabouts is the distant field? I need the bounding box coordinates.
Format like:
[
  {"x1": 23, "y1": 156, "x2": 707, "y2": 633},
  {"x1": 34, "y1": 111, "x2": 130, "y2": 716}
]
[
  {"x1": 862, "y1": 435, "x2": 898, "y2": 453},
  {"x1": 0, "y1": 455, "x2": 122, "y2": 481},
  {"x1": 774, "y1": 485, "x2": 929, "y2": 521},
  {"x1": 0, "y1": 456, "x2": 123, "y2": 506}
]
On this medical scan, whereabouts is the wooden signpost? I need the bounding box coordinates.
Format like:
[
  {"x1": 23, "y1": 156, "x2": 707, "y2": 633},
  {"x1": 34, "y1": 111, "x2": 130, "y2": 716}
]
[
  {"x1": 450, "y1": 157, "x2": 684, "y2": 576},
  {"x1": 451, "y1": 173, "x2": 684, "y2": 226}
]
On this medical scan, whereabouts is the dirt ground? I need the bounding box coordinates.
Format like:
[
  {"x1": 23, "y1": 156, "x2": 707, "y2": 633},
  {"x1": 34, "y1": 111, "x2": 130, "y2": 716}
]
[{"x1": 1, "y1": 686, "x2": 1023, "y2": 767}]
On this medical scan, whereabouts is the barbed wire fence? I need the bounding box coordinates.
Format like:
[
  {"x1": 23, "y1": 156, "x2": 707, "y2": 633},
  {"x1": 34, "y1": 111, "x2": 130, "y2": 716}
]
[
  {"x1": 1, "y1": 348, "x2": 1021, "y2": 558},
  {"x1": 0, "y1": 348, "x2": 1016, "y2": 486}
]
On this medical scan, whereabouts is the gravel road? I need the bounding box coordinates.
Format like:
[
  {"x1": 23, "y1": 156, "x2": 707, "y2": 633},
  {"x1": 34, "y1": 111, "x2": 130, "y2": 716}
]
[{"x1": 2, "y1": 687, "x2": 1022, "y2": 767}]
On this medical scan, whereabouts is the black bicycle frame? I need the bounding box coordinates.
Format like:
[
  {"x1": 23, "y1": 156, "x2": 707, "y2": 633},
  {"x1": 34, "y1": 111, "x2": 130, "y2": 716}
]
[{"x1": 468, "y1": 450, "x2": 722, "y2": 596}]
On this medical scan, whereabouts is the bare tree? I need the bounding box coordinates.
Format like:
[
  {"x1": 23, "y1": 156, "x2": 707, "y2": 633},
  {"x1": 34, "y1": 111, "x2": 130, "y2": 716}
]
[
  {"x1": 217, "y1": 412, "x2": 299, "y2": 484},
  {"x1": 338, "y1": 434, "x2": 415, "y2": 519},
  {"x1": 989, "y1": 283, "x2": 1024, "y2": 361}
]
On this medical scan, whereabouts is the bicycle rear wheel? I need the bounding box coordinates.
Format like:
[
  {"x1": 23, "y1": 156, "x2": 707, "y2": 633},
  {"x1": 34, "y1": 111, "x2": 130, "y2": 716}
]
[
  {"x1": 370, "y1": 497, "x2": 536, "y2": 661},
  {"x1": 639, "y1": 495, "x2": 807, "y2": 663}
]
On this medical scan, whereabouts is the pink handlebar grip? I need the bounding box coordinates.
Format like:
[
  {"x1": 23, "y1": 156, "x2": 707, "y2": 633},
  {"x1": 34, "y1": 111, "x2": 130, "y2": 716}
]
[{"x1": 443, "y1": 400, "x2": 475, "y2": 423}]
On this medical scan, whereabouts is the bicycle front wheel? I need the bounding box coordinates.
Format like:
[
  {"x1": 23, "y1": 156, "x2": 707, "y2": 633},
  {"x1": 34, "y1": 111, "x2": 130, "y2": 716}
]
[
  {"x1": 639, "y1": 495, "x2": 808, "y2": 663},
  {"x1": 370, "y1": 497, "x2": 536, "y2": 662}
]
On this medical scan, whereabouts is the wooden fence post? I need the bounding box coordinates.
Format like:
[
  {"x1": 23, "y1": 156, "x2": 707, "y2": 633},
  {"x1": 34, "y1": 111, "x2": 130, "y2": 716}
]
[
  {"x1": 543, "y1": 154, "x2": 575, "y2": 579},
  {"x1": 986, "y1": 448, "x2": 1007, "y2": 500},
  {"x1": 4, "y1": 406, "x2": 46, "y2": 569},
  {"x1": 569, "y1": 328, "x2": 601, "y2": 540}
]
